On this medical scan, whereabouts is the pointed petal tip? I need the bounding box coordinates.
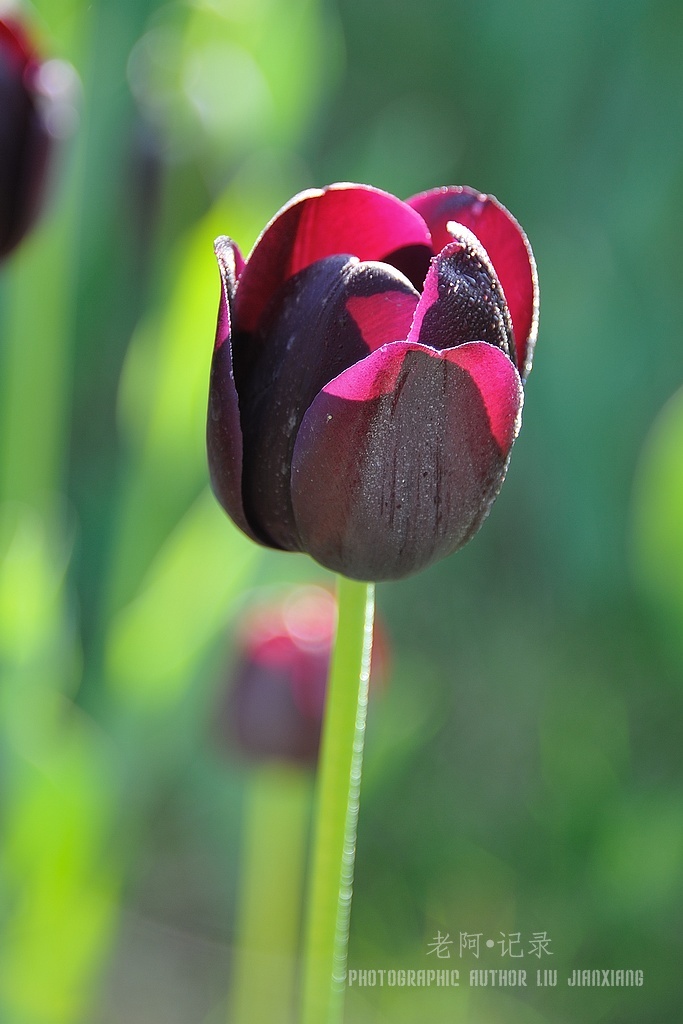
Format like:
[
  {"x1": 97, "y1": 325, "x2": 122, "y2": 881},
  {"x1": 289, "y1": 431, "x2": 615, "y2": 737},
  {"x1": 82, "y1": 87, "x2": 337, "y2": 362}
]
[
  {"x1": 214, "y1": 235, "x2": 244, "y2": 281},
  {"x1": 407, "y1": 232, "x2": 516, "y2": 366},
  {"x1": 407, "y1": 185, "x2": 539, "y2": 377}
]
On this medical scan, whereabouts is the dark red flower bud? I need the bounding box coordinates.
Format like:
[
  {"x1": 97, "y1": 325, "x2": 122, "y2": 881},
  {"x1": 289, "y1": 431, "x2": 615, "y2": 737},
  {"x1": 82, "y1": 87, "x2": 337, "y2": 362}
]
[
  {"x1": 220, "y1": 587, "x2": 387, "y2": 765},
  {"x1": 0, "y1": 17, "x2": 77, "y2": 259},
  {"x1": 207, "y1": 183, "x2": 539, "y2": 581}
]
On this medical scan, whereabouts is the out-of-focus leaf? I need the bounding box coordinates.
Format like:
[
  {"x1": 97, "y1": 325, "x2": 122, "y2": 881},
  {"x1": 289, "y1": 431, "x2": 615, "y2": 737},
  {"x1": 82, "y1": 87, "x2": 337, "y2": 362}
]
[
  {"x1": 538, "y1": 676, "x2": 628, "y2": 821},
  {"x1": 0, "y1": 717, "x2": 118, "y2": 1024},
  {"x1": 0, "y1": 506, "x2": 118, "y2": 1024},
  {"x1": 127, "y1": 0, "x2": 342, "y2": 166},
  {"x1": 30, "y1": 0, "x2": 92, "y2": 60},
  {"x1": 592, "y1": 793, "x2": 683, "y2": 914},
  {"x1": 0, "y1": 507, "x2": 72, "y2": 680},
  {"x1": 632, "y1": 385, "x2": 683, "y2": 662},
  {"x1": 362, "y1": 656, "x2": 441, "y2": 792},
  {"x1": 106, "y1": 487, "x2": 261, "y2": 708}
]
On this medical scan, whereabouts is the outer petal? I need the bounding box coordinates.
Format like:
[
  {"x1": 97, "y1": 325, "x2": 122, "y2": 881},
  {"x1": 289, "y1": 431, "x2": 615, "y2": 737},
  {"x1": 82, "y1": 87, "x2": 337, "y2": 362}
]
[
  {"x1": 0, "y1": 21, "x2": 45, "y2": 258},
  {"x1": 207, "y1": 237, "x2": 261, "y2": 543},
  {"x1": 237, "y1": 254, "x2": 419, "y2": 551},
  {"x1": 291, "y1": 340, "x2": 523, "y2": 581},
  {"x1": 407, "y1": 186, "x2": 538, "y2": 378},
  {"x1": 408, "y1": 230, "x2": 515, "y2": 363},
  {"x1": 234, "y1": 183, "x2": 432, "y2": 333}
]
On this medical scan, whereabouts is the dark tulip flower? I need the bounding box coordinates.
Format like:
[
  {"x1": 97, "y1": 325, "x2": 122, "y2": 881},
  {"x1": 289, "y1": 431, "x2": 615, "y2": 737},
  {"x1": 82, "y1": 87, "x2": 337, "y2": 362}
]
[
  {"x1": 221, "y1": 587, "x2": 387, "y2": 765},
  {"x1": 0, "y1": 17, "x2": 75, "y2": 259},
  {"x1": 207, "y1": 183, "x2": 538, "y2": 581}
]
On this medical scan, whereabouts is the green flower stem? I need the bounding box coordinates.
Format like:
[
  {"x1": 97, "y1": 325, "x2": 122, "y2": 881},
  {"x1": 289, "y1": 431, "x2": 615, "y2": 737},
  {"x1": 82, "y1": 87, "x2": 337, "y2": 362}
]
[
  {"x1": 230, "y1": 765, "x2": 312, "y2": 1024},
  {"x1": 300, "y1": 577, "x2": 375, "y2": 1024}
]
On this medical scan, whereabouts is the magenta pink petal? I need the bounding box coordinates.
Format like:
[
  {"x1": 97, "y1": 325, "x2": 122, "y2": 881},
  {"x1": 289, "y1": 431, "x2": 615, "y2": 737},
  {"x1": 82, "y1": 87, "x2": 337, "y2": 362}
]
[
  {"x1": 407, "y1": 186, "x2": 538, "y2": 377},
  {"x1": 235, "y1": 183, "x2": 432, "y2": 333},
  {"x1": 290, "y1": 340, "x2": 523, "y2": 580}
]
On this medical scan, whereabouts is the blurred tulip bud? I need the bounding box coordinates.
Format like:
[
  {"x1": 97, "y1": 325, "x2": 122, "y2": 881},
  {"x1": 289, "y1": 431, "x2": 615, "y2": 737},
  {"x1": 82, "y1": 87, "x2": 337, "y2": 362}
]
[
  {"x1": 0, "y1": 15, "x2": 79, "y2": 260},
  {"x1": 219, "y1": 586, "x2": 388, "y2": 765}
]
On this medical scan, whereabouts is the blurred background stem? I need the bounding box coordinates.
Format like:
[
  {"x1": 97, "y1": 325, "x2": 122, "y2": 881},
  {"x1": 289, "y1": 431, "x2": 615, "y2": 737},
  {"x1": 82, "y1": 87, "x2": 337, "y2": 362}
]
[
  {"x1": 66, "y1": 0, "x2": 165, "y2": 704},
  {"x1": 300, "y1": 578, "x2": 374, "y2": 1024},
  {"x1": 230, "y1": 765, "x2": 312, "y2": 1024},
  {"x1": 0, "y1": 172, "x2": 77, "y2": 515}
]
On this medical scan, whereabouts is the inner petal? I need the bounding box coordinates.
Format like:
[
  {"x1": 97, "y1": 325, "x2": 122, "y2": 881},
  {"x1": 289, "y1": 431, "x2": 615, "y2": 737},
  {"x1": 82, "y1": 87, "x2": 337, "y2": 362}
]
[
  {"x1": 234, "y1": 183, "x2": 431, "y2": 334},
  {"x1": 407, "y1": 185, "x2": 538, "y2": 376},
  {"x1": 408, "y1": 229, "x2": 515, "y2": 364},
  {"x1": 236, "y1": 254, "x2": 419, "y2": 550}
]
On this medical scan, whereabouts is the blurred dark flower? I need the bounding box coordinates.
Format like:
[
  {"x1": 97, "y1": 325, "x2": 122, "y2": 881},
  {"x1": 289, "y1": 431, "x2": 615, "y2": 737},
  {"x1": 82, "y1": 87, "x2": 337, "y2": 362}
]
[
  {"x1": 0, "y1": 16, "x2": 78, "y2": 260},
  {"x1": 208, "y1": 183, "x2": 538, "y2": 581},
  {"x1": 220, "y1": 587, "x2": 387, "y2": 765}
]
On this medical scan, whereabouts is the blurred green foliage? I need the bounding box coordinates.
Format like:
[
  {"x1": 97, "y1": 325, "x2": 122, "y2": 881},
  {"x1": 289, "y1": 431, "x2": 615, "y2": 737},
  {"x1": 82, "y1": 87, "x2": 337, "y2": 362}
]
[{"x1": 1, "y1": 0, "x2": 683, "y2": 1021}]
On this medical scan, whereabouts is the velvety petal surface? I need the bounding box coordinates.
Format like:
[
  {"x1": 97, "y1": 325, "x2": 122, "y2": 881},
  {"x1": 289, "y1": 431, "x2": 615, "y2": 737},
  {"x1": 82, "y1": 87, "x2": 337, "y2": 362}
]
[
  {"x1": 236, "y1": 255, "x2": 420, "y2": 551},
  {"x1": 234, "y1": 183, "x2": 432, "y2": 333},
  {"x1": 407, "y1": 186, "x2": 538, "y2": 377},
  {"x1": 408, "y1": 231, "x2": 515, "y2": 363},
  {"x1": 291, "y1": 340, "x2": 523, "y2": 581},
  {"x1": 207, "y1": 237, "x2": 260, "y2": 542}
]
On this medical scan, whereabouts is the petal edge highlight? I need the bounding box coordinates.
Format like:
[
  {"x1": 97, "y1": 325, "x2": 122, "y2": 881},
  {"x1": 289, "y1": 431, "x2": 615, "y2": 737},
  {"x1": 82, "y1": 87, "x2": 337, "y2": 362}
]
[
  {"x1": 291, "y1": 340, "x2": 523, "y2": 580},
  {"x1": 407, "y1": 231, "x2": 515, "y2": 363},
  {"x1": 407, "y1": 186, "x2": 538, "y2": 377},
  {"x1": 207, "y1": 243, "x2": 262, "y2": 545},
  {"x1": 235, "y1": 184, "x2": 432, "y2": 333}
]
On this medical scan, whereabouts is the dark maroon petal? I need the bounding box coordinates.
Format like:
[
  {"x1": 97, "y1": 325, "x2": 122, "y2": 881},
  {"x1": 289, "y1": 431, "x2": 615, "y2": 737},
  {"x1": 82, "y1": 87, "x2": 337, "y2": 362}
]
[
  {"x1": 0, "y1": 21, "x2": 45, "y2": 259},
  {"x1": 291, "y1": 340, "x2": 523, "y2": 581},
  {"x1": 234, "y1": 183, "x2": 431, "y2": 333},
  {"x1": 382, "y1": 243, "x2": 433, "y2": 292},
  {"x1": 236, "y1": 255, "x2": 419, "y2": 551},
  {"x1": 207, "y1": 237, "x2": 261, "y2": 544},
  {"x1": 407, "y1": 231, "x2": 515, "y2": 363},
  {"x1": 407, "y1": 186, "x2": 538, "y2": 378}
]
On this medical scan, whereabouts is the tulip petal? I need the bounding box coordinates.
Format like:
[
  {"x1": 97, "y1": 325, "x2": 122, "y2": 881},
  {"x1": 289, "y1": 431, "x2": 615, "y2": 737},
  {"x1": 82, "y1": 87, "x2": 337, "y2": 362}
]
[
  {"x1": 291, "y1": 340, "x2": 523, "y2": 581},
  {"x1": 0, "y1": 23, "x2": 47, "y2": 259},
  {"x1": 407, "y1": 186, "x2": 538, "y2": 377},
  {"x1": 235, "y1": 183, "x2": 432, "y2": 333},
  {"x1": 207, "y1": 237, "x2": 260, "y2": 543},
  {"x1": 236, "y1": 255, "x2": 420, "y2": 551},
  {"x1": 408, "y1": 232, "x2": 515, "y2": 363}
]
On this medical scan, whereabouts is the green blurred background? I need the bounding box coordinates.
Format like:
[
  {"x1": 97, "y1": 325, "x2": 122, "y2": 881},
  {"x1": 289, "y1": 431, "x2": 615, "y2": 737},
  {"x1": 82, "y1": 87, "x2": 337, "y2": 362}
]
[{"x1": 2, "y1": 0, "x2": 683, "y2": 1021}]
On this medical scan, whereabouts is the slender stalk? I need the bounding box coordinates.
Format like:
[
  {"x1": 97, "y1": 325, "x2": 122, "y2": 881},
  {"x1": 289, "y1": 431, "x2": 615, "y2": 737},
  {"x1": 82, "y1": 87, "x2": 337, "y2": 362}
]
[
  {"x1": 300, "y1": 577, "x2": 375, "y2": 1024},
  {"x1": 230, "y1": 765, "x2": 312, "y2": 1024}
]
